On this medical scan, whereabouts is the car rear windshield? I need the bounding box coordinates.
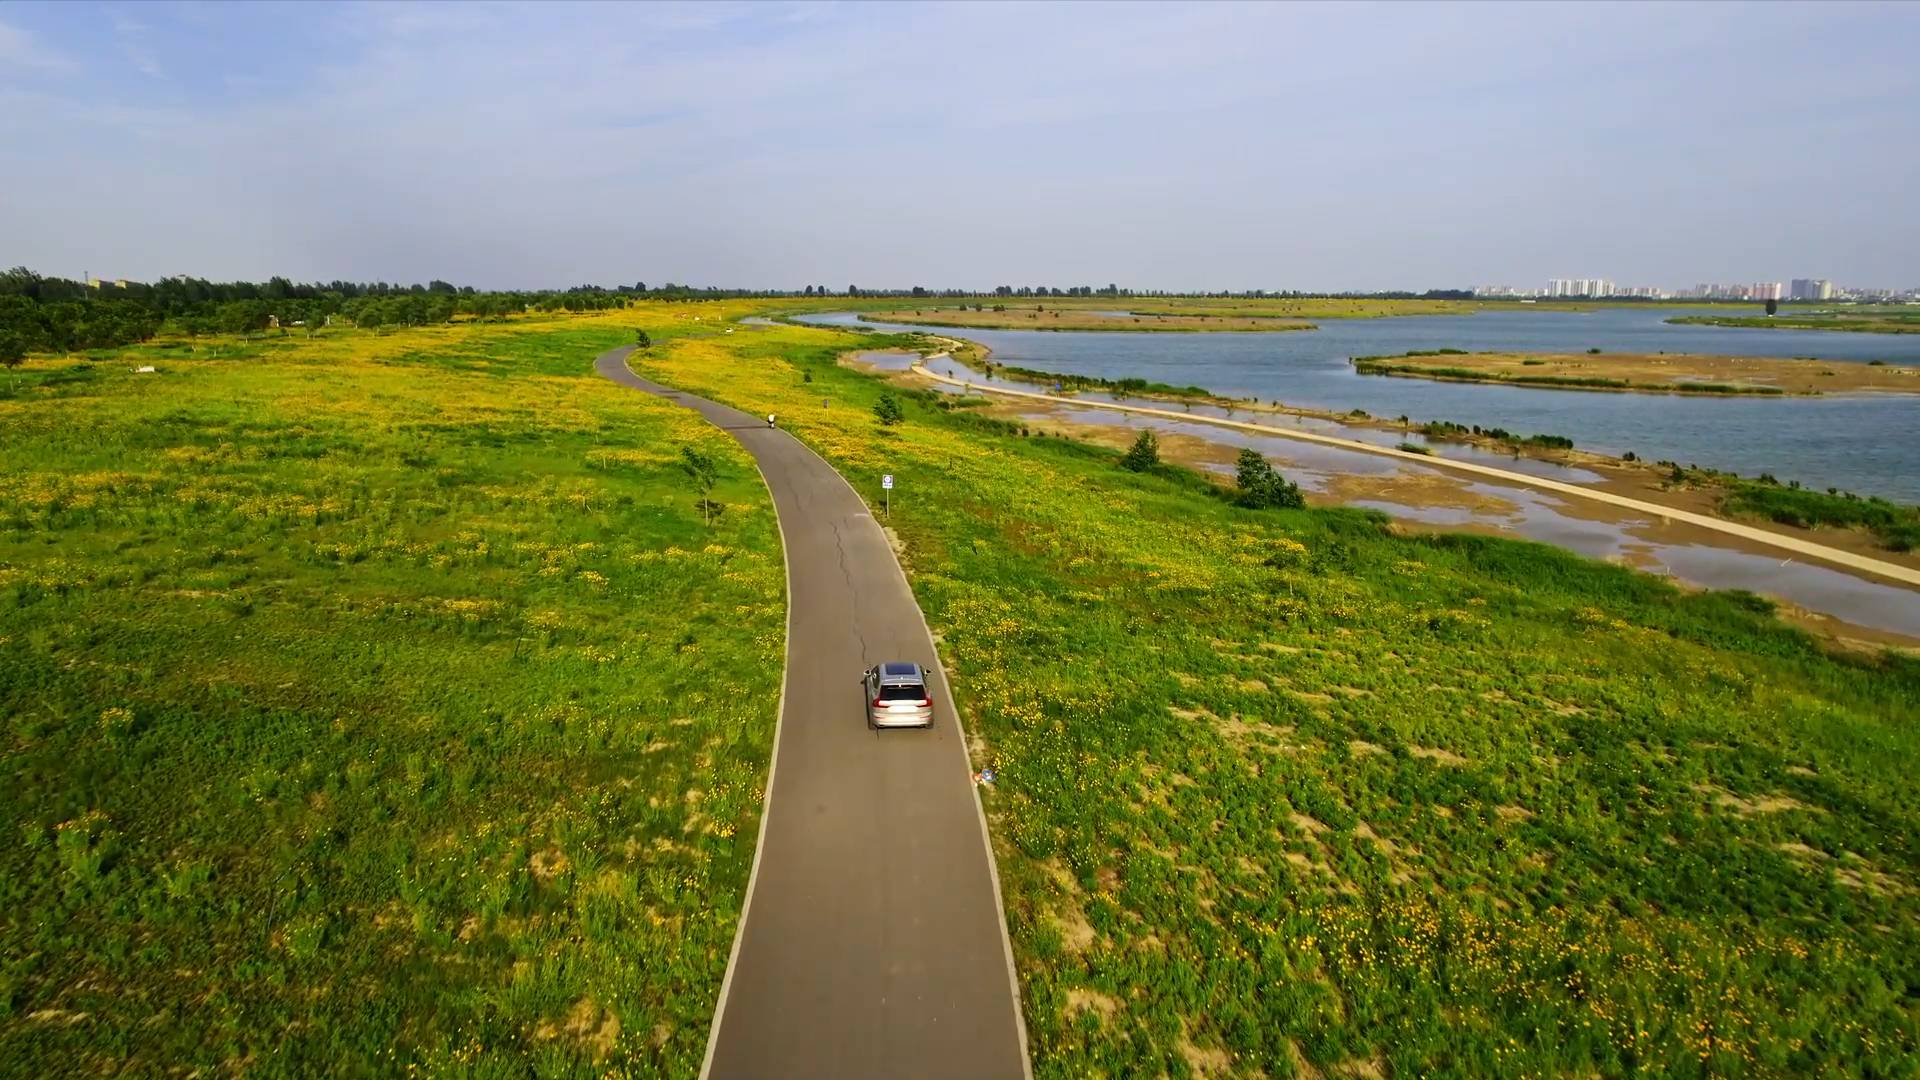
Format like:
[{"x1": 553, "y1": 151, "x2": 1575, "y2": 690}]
[{"x1": 878, "y1": 685, "x2": 927, "y2": 701}]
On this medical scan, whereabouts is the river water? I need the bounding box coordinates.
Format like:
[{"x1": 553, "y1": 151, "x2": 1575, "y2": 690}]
[
  {"x1": 842, "y1": 346, "x2": 1920, "y2": 638},
  {"x1": 802, "y1": 309, "x2": 1920, "y2": 502}
]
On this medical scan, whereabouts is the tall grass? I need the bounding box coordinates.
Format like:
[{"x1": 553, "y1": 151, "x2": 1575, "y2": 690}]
[
  {"x1": 0, "y1": 312, "x2": 784, "y2": 1075},
  {"x1": 637, "y1": 320, "x2": 1920, "y2": 1079},
  {"x1": 1722, "y1": 479, "x2": 1920, "y2": 552}
]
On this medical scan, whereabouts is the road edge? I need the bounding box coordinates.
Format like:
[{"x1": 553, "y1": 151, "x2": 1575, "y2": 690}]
[
  {"x1": 592, "y1": 347, "x2": 793, "y2": 1080},
  {"x1": 599, "y1": 346, "x2": 1032, "y2": 1080}
]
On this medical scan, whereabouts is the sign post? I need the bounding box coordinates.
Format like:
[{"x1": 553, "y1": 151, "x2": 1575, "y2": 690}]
[{"x1": 882, "y1": 474, "x2": 893, "y2": 519}]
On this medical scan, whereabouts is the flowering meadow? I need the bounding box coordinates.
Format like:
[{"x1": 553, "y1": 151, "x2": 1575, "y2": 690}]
[
  {"x1": 639, "y1": 318, "x2": 1920, "y2": 1079},
  {"x1": 1, "y1": 312, "x2": 783, "y2": 1075}
]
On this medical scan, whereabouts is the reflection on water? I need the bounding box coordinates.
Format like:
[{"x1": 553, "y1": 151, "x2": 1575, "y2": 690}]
[
  {"x1": 883, "y1": 354, "x2": 1920, "y2": 638},
  {"x1": 815, "y1": 309, "x2": 1920, "y2": 501}
]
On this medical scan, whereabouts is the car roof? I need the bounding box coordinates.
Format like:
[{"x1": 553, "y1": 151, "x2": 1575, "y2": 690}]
[{"x1": 878, "y1": 662, "x2": 922, "y2": 679}]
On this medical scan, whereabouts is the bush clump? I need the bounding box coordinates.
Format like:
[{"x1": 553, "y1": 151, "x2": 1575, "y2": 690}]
[
  {"x1": 1233, "y1": 448, "x2": 1305, "y2": 509},
  {"x1": 1120, "y1": 429, "x2": 1160, "y2": 472}
]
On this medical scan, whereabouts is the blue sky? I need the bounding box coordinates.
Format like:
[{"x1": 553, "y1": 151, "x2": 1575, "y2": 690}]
[{"x1": 2, "y1": 1, "x2": 1916, "y2": 291}]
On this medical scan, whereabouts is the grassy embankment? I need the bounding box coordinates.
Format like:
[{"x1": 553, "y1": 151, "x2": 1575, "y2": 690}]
[
  {"x1": 1123, "y1": 298, "x2": 1481, "y2": 319},
  {"x1": 962, "y1": 355, "x2": 1588, "y2": 458},
  {"x1": 1667, "y1": 468, "x2": 1920, "y2": 554},
  {"x1": 0, "y1": 310, "x2": 784, "y2": 1074},
  {"x1": 636, "y1": 319, "x2": 1920, "y2": 1079},
  {"x1": 1670, "y1": 307, "x2": 1920, "y2": 334},
  {"x1": 1352, "y1": 351, "x2": 1790, "y2": 396}
]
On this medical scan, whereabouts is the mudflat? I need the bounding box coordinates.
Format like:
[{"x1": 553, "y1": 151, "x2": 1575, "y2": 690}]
[{"x1": 1354, "y1": 351, "x2": 1920, "y2": 395}]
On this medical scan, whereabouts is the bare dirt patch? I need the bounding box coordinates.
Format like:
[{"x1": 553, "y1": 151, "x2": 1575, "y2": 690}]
[
  {"x1": 1177, "y1": 1035, "x2": 1236, "y2": 1078},
  {"x1": 1348, "y1": 740, "x2": 1387, "y2": 757},
  {"x1": 1410, "y1": 744, "x2": 1469, "y2": 766},
  {"x1": 529, "y1": 847, "x2": 571, "y2": 882},
  {"x1": 535, "y1": 997, "x2": 621, "y2": 1061},
  {"x1": 1053, "y1": 904, "x2": 1098, "y2": 953},
  {"x1": 1333, "y1": 1056, "x2": 1388, "y2": 1080},
  {"x1": 1290, "y1": 813, "x2": 1330, "y2": 835},
  {"x1": 1695, "y1": 784, "x2": 1820, "y2": 815},
  {"x1": 1322, "y1": 468, "x2": 1521, "y2": 517},
  {"x1": 1064, "y1": 988, "x2": 1122, "y2": 1022}
]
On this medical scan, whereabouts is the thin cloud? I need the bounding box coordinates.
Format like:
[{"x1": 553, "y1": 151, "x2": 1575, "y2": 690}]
[
  {"x1": 1, "y1": 2, "x2": 1915, "y2": 290},
  {"x1": 0, "y1": 18, "x2": 79, "y2": 76}
]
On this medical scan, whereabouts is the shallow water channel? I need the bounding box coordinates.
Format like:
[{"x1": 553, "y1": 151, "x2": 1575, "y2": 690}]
[
  {"x1": 852, "y1": 349, "x2": 1920, "y2": 639},
  {"x1": 810, "y1": 308, "x2": 1920, "y2": 503}
]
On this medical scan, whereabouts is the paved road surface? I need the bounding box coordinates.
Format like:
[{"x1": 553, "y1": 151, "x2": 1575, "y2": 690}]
[
  {"x1": 914, "y1": 358, "x2": 1920, "y2": 588},
  {"x1": 595, "y1": 347, "x2": 1030, "y2": 1080}
]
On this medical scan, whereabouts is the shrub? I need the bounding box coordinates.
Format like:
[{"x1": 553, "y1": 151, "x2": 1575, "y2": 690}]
[
  {"x1": 873, "y1": 392, "x2": 905, "y2": 426},
  {"x1": 1397, "y1": 442, "x2": 1432, "y2": 455},
  {"x1": 1233, "y1": 449, "x2": 1305, "y2": 509},
  {"x1": 678, "y1": 445, "x2": 719, "y2": 523},
  {"x1": 1119, "y1": 429, "x2": 1160, "y2": 472}
]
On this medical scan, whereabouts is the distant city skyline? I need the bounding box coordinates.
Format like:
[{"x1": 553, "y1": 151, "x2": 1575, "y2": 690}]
[{"x1": 1472, "y1": 276, "x2": 1900, "y2": 301}]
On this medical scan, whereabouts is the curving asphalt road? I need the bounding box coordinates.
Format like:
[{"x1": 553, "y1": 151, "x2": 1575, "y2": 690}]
[{"x1": 594, "y1": 347, "x2": 1030, "y2": 1080}]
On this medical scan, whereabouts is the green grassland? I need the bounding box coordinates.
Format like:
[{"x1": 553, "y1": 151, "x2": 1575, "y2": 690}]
[
  {"x1": 0, "y1": 315, "x2": 784, "y2": 1074},
  {"x1": 1669, "y1": 307, "x2": 1920, "y2": 334},
  {"x1": 7, "y1": 306, "x2": 1919, "y2": 1078},
  {"x1": 640, "y1": 319, "x2": 1920, "y2": 1079},
  {"x1": 1717, "y1": 477, "x2": 1920, "y2": 553},
  {"x1": 1351, "y1": 357, "x2": 1789, "y2": 396}
]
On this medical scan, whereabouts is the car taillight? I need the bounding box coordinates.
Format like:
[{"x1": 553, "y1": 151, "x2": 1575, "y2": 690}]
[
  {"x1": 916, "y1": 698, "x2": 931, "y2": 707},
  {"x1": 872, "y1": 698, "x2": 885, "y2": 709}
]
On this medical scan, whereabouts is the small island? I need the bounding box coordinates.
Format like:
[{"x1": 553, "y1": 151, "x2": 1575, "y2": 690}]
[
  {"x1": 1668, "y1": 308, "x2": 1920, "y2": 334},
  {"x1": 1350, "y1": 350, "x2": 1920, "y2": 396},
  {"x1": 861, "y1": 305, "x2": 1316, "y2": 333}
]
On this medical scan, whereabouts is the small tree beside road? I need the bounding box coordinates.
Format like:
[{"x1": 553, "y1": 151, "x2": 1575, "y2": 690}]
[
  {"x1": 1233, "y1": 448, "x2": 1305, "y2": 509},
  {"x1": 634, "y1": 329, "x2": 651, "y2": 350},
  {"x1": 873, "y1": 392, "x2": 904, "y2": 426},
  {"x1": 679, "y1": 445, "x2": 719, "y2": 524},
  {"x1": 1119, "y1": 429, "x2": 1159, "y2": 472}
]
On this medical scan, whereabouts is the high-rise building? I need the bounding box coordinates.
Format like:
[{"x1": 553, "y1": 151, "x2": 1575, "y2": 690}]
[
  {"x1": 1790, "y1": 278, "x2": 1833, "y2": 301},
  {"x1": 1546, "y1": 278, "x2": 1619, "y2": 298},
  {"x1": 1752, "y1": 282, "x2": 1784, "y2": 301}
]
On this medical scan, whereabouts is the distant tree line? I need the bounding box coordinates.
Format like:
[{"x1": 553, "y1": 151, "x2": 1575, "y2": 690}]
[
  {"x1": 0, "y1": 264, "x2": 1513, "y2": 362},
  {"x1": 0, "y1": 267, "x2": 854, "y2": 357}
]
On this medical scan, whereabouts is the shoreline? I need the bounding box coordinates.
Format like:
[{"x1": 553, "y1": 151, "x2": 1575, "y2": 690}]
[
  {"x1": 965, "y1": 399, "x2": 1920, "y2": 652},
  {"x1": 910, "y1": 355, "x2": 1920, "y2": 584},
  {"x1": 858, "y1": 350, "x2": 1920, "y2": 647},
  {"x1": 1349, "y1": 350, "x2": 1920, "y2": 397},
  {"x1": 857, "y1": 312, "x2": 1317, "y2": 334},
  {"x1": 1668, "y1": 315, "x2": 1920, "y2": 335},
  {"x1": 903, "y1": 335, "x2": 1918, "y2": 531}
]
